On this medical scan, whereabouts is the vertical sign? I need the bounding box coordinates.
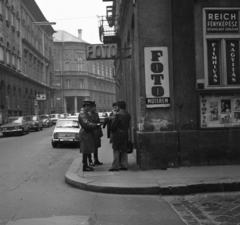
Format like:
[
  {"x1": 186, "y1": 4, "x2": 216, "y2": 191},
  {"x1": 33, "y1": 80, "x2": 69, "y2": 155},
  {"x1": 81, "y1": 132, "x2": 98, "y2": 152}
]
[
  {"x1": 207, "y1": 40, "x2": 220, "y2": 85},
  {"x1": 144, "y1": 47, "x2": 170, "y2": 108},
  {"x1": 226, "y1": 40, "x2": 240, "y2": 85}
]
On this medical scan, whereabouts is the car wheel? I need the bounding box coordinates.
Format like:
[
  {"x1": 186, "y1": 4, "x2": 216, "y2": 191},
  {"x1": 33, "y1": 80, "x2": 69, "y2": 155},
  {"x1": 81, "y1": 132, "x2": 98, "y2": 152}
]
[{"x1": 52, "y1": 141, "x2": 58, "y2": 148}]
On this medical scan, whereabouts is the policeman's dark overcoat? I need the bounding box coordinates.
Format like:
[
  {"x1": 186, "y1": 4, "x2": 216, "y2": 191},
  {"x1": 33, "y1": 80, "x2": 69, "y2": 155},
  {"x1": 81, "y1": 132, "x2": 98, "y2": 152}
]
[{"x1": 78, "y1": 108, "x2": 96, "y2": 154}]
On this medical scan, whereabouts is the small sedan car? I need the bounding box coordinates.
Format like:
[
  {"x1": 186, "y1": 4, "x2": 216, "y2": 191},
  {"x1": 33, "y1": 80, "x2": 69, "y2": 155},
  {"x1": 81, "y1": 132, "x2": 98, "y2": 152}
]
[
  {"x1": 50, "y1": 114, "x2": 61, "y2": 125},
  {"x1": 27, "y1": 115, "x2": 43, "y2": 131},
  {"x1": 51, "y1": 118, "x2": 81, "y2": 148},
  {"x1": 40, "y1": 114, "x2": 52, "y2": 127},
  {"x1": 0, "y1": 116, "x2": 29, "y2": 136},
  {"x1": 98, "y1": 112, "x2": 108, "y2": 125}
]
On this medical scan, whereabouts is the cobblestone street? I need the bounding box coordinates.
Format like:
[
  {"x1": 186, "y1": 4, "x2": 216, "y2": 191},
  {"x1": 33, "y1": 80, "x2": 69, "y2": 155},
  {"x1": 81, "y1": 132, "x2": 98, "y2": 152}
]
[{"x1": 163, "y1": 192, "x2": 240, "y2": 225}]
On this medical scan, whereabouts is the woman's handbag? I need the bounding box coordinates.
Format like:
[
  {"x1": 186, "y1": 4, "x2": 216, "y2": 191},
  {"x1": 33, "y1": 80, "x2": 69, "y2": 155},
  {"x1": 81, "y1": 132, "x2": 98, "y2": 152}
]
[{"x1": 127, "y1": 141, "x2": 133, "y2": 154}]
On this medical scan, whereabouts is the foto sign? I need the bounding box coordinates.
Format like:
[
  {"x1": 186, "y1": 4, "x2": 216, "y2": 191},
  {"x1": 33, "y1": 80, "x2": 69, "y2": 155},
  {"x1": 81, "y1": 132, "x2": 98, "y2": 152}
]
[
  {"x1": 87, "y1": 44, "x2": 117, "y2": 60},
  {"x1": 144, "y1": 47, "x2": 170, "y2": 108}
]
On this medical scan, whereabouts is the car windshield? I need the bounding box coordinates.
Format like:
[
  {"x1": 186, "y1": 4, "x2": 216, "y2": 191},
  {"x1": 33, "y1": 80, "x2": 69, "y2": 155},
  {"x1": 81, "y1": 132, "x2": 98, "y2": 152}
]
[
  {"x1": 56, "y1": 120, "x2": 80, "y2": 128},
  {"x1": 51, "y1": 115, "x2": 56, "y2": 118},
  {"x1": 41, "y1": 115, "x2": 48, "y2": 119},
  {"x1": 31, "y1": 116, "x2": 38, "y2": 121},
  {"x1": 9, "y1": 117, "x2": 23, "y2": 123}
]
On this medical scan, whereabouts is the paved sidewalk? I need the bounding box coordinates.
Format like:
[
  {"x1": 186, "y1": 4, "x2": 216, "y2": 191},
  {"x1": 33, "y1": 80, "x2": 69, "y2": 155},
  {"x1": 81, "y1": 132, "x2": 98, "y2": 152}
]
[{"x1": 65, "y1": 131, "x2": 240, "y2": 195}]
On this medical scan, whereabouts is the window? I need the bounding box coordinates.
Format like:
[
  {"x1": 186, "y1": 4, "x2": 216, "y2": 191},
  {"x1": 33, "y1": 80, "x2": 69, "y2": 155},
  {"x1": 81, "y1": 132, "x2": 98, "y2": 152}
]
[
  {"x1": 92, "y1": 63, "x2": 95, "y2": 74},
  {"x1": 77, "y1": 56, "x2": 83, "y2": 71},
  {"x1": 66, "y1": 79, "x2": 71, "y2": 89},
  {"x1": 97, "y1": 61, "x2": 100, "y2": 75},
  {"x1": 106, "y1": 66, "x2": 108, "y2": 77},
  {"x1": 6, "y1": 43, "x2": 10, "y2": 65},
  {"x1": 0, "y1": 0, "x2": 3, "y2": 17},
  {"x1": 204, "y1": 8, "x2": 240, "y2": 88},
  {"x1": 12, "y1": 46, "x2": 15, "y2": 68},
  {"x1": 64, "y1": 62, "x2": 70, "y2": 70},
  {"x1": 101, "y1": 64, "x2": 104, "y2": 76},
  {"x1": 5, "y1": 1, "x2": 9, "y2": 22},
  {"x1": 17, "y1": 50, "x2": 21, "y2": 71},
  {"x1": 0, "y1": 37, "x2": 4, "y2": 62},
  {"x1": 79, "y1": 79, "x2": 84, "y2": 89},
  {"x1": 109, "y1": 68, "x2": 112, "y2": 78}
]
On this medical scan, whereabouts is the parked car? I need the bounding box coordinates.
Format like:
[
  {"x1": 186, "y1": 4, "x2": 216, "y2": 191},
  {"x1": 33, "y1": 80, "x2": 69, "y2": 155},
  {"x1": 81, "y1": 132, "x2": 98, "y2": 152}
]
[
  {"x1": 27, "y1": 115, "x2": 43, "y2": 131},
  {"x1": 51, "y1": 118, "x2": 81, "y2": 148},
  {"x1": 50, "y1": 114, "x2": 61, "y2": 125},
  {"x1": 0, "y1": 116, "x2": 29, "y2": 136},
  {"x1": 40, "y1": 114, "x2": 52, "y2": 127},
  {"x1": 98, "y1": 112, "x2": 108, "y2": 125}
]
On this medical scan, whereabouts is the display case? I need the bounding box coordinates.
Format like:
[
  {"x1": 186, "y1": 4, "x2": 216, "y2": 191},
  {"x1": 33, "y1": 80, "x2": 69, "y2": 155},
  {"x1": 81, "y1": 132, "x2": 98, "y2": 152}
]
[{"x1": 199, "y1": 90, "x2": 240, "y2": 129}]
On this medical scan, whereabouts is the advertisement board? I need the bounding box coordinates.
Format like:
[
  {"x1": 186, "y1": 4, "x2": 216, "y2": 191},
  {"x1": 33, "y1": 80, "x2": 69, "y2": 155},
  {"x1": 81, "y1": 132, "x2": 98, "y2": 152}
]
[
  {"x1": 199, "y1": 91, "x2": 240, "y2": 128},
  {"x1": 144, "y1": 47, "x2": 170, "y2": 108}
]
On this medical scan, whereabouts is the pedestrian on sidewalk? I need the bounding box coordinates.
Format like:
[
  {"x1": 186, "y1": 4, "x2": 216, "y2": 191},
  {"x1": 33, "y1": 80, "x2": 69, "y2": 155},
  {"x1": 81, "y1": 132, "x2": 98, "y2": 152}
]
[
  {"x1": 78, "y1": 101, "x2": 101, "y2": 172},
  {"x1": 109, "y1": 100, "x2": 131, "y2": 171},
  {"x1": 88, "y1": 101, "x2": 103, "y2": 166},
  {"x1": 103, "y1": 102, "x2": 118, "y2": 142}
]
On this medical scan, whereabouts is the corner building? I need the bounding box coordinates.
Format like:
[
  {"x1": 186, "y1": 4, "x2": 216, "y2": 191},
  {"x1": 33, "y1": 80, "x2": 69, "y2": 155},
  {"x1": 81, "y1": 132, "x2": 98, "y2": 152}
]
[
  {"x1": 102, "y1": 0, "x2": 240, "y2": 169},
  {"x1": 52, "y1": 30, "x2": 116, "y2": 114}
]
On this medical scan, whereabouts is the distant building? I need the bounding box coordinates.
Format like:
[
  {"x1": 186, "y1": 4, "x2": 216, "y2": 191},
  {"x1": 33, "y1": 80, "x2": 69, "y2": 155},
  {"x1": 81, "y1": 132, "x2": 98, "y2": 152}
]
[
  {"x1": 52, "y1": 29, "x2": 116, "y2": 114},
  {"x1": 0, "y1": 0, "x2": 55, "y2": 123}
]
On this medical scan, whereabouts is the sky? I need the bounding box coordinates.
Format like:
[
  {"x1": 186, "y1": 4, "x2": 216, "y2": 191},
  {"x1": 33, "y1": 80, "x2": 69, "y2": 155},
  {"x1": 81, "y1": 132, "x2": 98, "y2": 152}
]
[{"x1": 35, "y1": 0, "x2": 111, "y2": 44}]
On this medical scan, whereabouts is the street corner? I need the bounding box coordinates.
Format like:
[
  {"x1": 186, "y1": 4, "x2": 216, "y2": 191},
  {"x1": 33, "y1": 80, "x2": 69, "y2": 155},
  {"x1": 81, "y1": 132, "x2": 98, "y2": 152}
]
[{"x1": 162, "y1": 192, "x2": 240, "y2": 225}]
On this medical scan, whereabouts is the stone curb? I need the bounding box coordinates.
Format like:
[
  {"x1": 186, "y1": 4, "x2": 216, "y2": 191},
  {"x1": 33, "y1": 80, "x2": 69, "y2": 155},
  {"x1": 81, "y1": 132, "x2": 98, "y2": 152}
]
[{"x1": 65, "y1": 158, "x2": 240, "y2": 195}]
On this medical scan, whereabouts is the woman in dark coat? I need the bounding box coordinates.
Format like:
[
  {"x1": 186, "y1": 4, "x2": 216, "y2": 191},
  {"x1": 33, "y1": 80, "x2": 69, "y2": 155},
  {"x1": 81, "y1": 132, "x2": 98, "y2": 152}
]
[{"x1": 109, "y1": 100, "x2": 131, "y2": 171}]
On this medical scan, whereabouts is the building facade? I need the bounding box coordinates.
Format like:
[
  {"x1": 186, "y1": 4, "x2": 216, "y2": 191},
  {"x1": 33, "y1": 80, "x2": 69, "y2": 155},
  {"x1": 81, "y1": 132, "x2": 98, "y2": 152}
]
[
  {"x1": 52, "y1": 29, "x2": 116, "y2": 115},
  {"x1": 101, "y1": 0, "x2": 240, "y2": 169},
  {"x1": 0, "y1": 0, "x2": 54, "y2": 124}
]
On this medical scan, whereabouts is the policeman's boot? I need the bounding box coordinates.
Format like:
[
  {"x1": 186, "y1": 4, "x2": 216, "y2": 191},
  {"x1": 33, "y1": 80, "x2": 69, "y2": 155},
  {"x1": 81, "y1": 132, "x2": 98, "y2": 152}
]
[{"x1": 83, "y1": 165, "x2": 94, "y2": 172}]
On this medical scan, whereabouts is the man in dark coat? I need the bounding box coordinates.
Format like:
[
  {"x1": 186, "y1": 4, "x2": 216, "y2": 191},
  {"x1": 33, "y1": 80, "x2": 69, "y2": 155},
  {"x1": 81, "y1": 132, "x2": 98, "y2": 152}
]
[
  {"x1": 103, "y1": 102, "x2": 118, "y2": 140},
  {"x1": 78, "y1": 101, "x2": 100, "y2": 171},
  {"x1": 109, "y1": 100, "x2": 131, "y2": 171}
]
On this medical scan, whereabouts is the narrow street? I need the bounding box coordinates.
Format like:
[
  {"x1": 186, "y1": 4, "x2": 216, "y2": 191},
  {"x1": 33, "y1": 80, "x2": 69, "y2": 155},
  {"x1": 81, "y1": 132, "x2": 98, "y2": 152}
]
[{"x1": 0, "y1": 128, "x2": 184, "y2": 225}]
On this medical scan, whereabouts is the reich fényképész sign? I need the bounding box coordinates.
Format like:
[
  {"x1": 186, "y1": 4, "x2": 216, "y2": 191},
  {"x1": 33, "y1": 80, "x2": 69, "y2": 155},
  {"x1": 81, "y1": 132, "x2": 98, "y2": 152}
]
[
  {"x1": 144, "y1": 47, "x2": 170, "y2": 108},
  {"x1": 87, "y1": 44, "x2": 117, "y2": 60},
  {"x1": 36, "y1": 94, "x2": 46, "y2": 100},
  {"x1": 206, "y1": 10, "x2": 239, "y2": 33}
]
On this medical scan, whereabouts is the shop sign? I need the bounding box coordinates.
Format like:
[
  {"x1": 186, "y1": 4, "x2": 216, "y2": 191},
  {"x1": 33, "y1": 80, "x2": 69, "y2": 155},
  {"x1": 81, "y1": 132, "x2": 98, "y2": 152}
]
[
  {"x1": 36, "y1": 94, "x2": 46, "y2": 100},
  {"x1": 226, "y1": 40, "x2": 240, "y2": 85},
  {"x1": 144, "y1": 47, "x2": 170, "y2": 108},
  {"x1": 200, "y1": 92, "x2": 240, "y2": 128},
  {"x1": 206, "y1": 10, "x2": 239, "y2": 33},
  {"x1": 86, "y1": 44, "x2": 117, "y2": 60},
  {"x1": 207, "y1": 40, "x2": 220, "y2": 85}
]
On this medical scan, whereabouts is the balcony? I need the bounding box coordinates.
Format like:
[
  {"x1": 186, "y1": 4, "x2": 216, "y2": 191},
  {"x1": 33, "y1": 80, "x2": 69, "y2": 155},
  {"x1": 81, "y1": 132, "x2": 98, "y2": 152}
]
[{"x1": 98, "y1": 6, "x2": 120, "y2": 44}]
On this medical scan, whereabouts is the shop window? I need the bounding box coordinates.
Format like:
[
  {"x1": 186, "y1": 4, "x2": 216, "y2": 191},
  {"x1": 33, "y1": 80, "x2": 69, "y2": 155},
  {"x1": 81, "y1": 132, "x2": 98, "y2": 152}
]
[{"x1": 204, "y1": 8, "x2": 240, "y2": 88}]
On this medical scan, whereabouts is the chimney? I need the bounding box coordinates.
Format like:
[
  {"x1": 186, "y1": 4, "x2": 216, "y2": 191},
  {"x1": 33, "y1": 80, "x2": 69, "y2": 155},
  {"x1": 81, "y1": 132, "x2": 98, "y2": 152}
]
[{"x1": 78, "y1": 29, "x2": 82, "y2": 39}]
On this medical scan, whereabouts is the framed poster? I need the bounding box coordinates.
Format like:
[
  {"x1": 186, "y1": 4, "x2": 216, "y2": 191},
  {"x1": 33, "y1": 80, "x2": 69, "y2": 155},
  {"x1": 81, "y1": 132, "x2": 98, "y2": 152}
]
[
  {"x1": 144, "y1": 47, "x2": 170, "y2": 108},
  {"x1": 199, "y1": 91, "x2": 240, "y2": 128}
]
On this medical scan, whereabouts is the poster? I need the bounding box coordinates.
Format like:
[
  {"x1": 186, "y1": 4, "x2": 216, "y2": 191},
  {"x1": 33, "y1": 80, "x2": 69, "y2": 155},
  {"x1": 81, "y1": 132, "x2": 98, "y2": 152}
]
[{"x1": 200, "y1": 93, "x2": 240, "y2": 128}]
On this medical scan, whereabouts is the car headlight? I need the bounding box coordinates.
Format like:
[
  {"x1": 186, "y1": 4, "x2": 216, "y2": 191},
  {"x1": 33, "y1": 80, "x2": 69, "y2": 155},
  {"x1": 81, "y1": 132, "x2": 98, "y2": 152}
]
[
  {"x1": 75, "y1": 133, "x2": 80, "y2": 139},
  {"x1": 54, "y1": 133, "x2": 59, "y2": 139}
]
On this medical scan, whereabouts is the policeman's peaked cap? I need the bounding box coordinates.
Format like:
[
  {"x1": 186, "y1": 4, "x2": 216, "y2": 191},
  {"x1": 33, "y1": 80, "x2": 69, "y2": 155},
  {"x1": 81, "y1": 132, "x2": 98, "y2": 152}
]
[{"x1": 83, "y1": 101, "x2": 93, "y2": 106}]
